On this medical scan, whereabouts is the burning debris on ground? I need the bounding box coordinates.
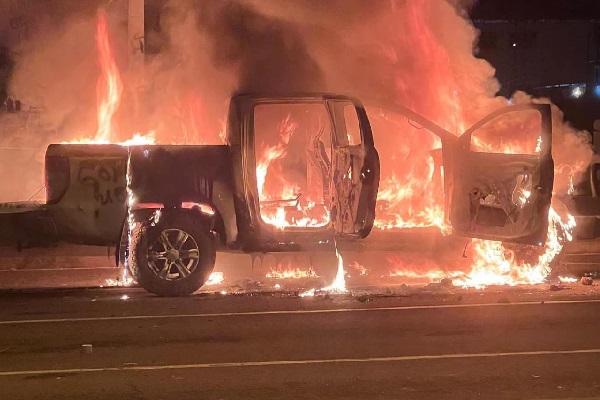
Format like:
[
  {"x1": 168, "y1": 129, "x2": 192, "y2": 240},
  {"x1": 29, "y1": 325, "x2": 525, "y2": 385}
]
[{"x1": 0, "y1": 0, "x2": 598, "y2": 297}]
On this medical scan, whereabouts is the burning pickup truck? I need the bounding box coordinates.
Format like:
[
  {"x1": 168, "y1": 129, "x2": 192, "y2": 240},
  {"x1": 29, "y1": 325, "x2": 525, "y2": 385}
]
[{"x1": 0, "y1": 94, "x2": 554, "y2": 296}]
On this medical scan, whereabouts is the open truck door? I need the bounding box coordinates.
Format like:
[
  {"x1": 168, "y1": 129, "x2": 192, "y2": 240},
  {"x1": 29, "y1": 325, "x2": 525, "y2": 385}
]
[
  {"x1": 447, "y1": 104, "x2": 554, "y2": 245},
  {"x1": 368, "y1": 102, "x2": 553, "y2": 246},
  {"x1": 328, "y1": 99, "x2": 380, "y2": 238},
  {"x1": 229, "y1": 94, "x2": 380, "y2": 250}
]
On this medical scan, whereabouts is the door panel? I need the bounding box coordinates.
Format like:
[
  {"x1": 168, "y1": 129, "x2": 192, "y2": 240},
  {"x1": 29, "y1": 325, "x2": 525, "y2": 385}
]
[
  {"x1": 328, "y1": 100, "x2": 380, "y2": 237},
  {"x1": 449, "y1": 104, "x2": 553, "y2": 245}
]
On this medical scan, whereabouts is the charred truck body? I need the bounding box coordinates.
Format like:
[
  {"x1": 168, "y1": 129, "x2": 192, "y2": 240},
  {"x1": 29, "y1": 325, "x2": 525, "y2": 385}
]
[{"x1": 0, "y1": 94, "x2": 555, "y2": 296}]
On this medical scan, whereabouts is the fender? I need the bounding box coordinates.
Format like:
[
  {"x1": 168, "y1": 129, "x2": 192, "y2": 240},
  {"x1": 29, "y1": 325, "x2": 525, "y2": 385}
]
[{"x1": 128, "y1": 145, "x2": 238, "y2": 242}]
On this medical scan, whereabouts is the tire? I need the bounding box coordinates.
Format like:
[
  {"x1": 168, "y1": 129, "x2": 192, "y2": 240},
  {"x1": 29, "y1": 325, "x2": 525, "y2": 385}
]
[
  {"x1": 117, "y1": 211, "x2": 152, "y2": 282},
  {"x1": 134, "y1": 211, "x2": 216, "y2": 297}
]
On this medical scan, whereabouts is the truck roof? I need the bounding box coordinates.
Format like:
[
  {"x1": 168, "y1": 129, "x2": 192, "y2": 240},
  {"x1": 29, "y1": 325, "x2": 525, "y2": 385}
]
[{"x1": 231, "y1": 92, "x2": 362, "y2": 104}]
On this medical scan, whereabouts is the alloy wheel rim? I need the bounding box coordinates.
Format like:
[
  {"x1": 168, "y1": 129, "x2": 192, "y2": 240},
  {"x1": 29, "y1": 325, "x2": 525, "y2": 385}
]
[{"x1": 147, "y1": 229, "x2": 200, "y2": 281}]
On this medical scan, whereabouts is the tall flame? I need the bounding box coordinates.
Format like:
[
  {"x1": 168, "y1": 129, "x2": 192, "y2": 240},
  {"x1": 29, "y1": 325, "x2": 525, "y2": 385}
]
[
  {"x1": 300, "y1": 243, "x2": 347, "y2": 297},
  {"x1": 65, "y1": 12, "x2": 153, "y2": 146},
  {"x1": 256, "y1": 115, "x2": 297, "y2": 200},
  {"x1": 369, "y1": 0, "x2": 576, "y2": 288},
  {"x1": 95, "y1": 10, "x2": 123, "y2": 143},
  {"x1": 256, "y1": 115, "x2": 330, "y2": 229}
]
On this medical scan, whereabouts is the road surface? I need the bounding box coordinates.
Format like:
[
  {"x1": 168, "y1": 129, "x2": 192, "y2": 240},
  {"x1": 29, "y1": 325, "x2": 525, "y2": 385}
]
[{"x1": 0, "y1": 288, "x2": 599, "y2": 399}]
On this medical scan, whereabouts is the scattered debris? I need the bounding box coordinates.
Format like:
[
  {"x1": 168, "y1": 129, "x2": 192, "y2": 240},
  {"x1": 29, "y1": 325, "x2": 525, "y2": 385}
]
[
  {"x1": 549, "y1": 284, "x2": 561, "y2": 291},
  {"x1": 581, "y1": 276, "x2": 593, "y2": 286},
  {"x1": 440, "y1": 278, "x2": 454, "y2": 287},
  {"x1": 355, "y1": 295, "x2": 371, "y2": 303}
]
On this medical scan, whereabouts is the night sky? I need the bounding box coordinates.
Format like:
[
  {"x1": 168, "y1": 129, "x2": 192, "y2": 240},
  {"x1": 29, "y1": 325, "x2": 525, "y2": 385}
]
[{"x1": 471, "y1": 0, "x2": 600, "y2": 21}]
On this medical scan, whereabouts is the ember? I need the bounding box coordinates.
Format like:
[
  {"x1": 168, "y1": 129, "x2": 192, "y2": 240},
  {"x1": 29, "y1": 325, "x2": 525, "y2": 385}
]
[
  {"x1": 266, "y1": 266, "x2": 319, "y2": 280},
  {"x1": 558, "y1": 276, "x2": 578, "y2": 284},
  {"x1": 205, "y1": 271, "x2": 225, "y2": 286}
]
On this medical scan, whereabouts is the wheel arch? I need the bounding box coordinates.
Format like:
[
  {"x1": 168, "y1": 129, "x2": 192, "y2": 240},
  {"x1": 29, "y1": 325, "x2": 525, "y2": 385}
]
[{"x1": 116, "y1": 198, "x2": 232, "y2": 268}]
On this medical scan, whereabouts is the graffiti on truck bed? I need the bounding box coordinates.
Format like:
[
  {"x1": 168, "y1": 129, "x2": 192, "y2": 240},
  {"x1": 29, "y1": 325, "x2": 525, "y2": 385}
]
[{"x1": 77, "y1": 158, "x2": 126, "y2": 206}]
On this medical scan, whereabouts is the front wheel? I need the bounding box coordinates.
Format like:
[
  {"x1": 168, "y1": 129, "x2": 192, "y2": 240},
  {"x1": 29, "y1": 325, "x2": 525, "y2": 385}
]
[{"x1": 134, "y1": 211, "x2": 216, "y2": 296}]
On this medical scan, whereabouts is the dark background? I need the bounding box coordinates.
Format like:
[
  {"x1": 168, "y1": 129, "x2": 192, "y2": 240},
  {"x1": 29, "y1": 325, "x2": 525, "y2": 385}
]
[{"x1": 471, "y1": 0, "x2": 600, "y2": 133}]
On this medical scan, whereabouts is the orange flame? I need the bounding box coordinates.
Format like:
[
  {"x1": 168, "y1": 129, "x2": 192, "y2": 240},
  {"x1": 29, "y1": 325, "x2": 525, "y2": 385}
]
[
  {"x1": 95, "y1": 10, "x2": 123, "y2": 143},
  {"x1": 384, "y1": 207, "x2": 576, "y2": 288},
  {"x1": 256, "y1": 115, "x2": 297, "y2": 200},
  {"x1": 368, "y1": 0, "x2": 576, "y2": 288},
  {"x1": 65, "y1": 11, "x2": 154, "y2": 146},
  {"x1": 300, "y1": 246, "x2": 347, "y2": 297},
  {"x1": 350, "y1": 261, "x2": 368, "y2": 276},
  {"x1": 257, "y1": 115, "x2": 330, "y2": 229},
  {"x1": 205, "y1": 271, "x2": 225, "y2": 286},
  {"x1": 558, "y1": 276, "x2": 578, "y2": 283},
  {"x1": 456, "y1": 208, "x2": 576, "y2": 288},
  {"x1": 266, "y1": 266, "x2": 319, "y2": 280}
]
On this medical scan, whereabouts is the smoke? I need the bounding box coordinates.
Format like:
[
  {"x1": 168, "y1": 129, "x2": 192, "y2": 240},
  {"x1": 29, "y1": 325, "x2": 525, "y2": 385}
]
[
  {"x1": 196, "y1": 1, "x2": 325, "y2": 93},
  {"x1": 0, "y1": 1, "x2": 107, "y2": 201},
  {"x1": 0, "y1": 0, "x2": 593, "y2": 202},
  {"x1": 117, "y1": 0, "x2": 325, "y2": 143}
]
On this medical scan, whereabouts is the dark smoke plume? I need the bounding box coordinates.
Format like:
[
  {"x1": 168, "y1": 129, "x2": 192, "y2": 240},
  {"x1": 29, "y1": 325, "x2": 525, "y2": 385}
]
[{"x1": 188, "y1": 0, "x2": 325, "y2": 93}]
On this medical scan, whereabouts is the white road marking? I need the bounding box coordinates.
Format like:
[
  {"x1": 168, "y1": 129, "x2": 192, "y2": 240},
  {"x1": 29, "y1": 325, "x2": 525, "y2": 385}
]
[
  {"x1": 1, "y1": 299, "x2": 600, "y2": 325},
  {"x1": 0, "y1": 349, "x2": 599, "y2": 377}
]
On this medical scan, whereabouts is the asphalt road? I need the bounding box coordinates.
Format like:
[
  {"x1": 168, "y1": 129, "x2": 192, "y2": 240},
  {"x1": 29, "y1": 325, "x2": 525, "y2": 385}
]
[{"x1": 0, "y1": 289, "x2": 599, "y2": 400}]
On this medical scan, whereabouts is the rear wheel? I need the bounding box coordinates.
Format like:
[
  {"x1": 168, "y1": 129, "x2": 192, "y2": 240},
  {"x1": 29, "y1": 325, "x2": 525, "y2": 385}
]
[{"x1": 134, "y1": 211, "x2": 216, "y2": 296}]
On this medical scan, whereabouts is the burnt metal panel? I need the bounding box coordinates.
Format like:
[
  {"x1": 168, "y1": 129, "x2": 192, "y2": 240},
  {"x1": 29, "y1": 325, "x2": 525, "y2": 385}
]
[
  {"x1": 128, "y1": 145, "x2": 232, "y2": 207},
  {"x1": 451, "y1": 104, "x2": 554, "y2": 245}
]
